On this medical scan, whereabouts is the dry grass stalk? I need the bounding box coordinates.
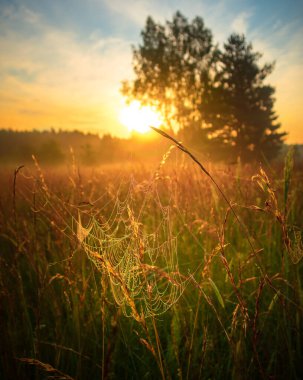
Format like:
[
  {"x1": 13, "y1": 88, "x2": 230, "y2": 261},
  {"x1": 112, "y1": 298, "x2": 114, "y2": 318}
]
[{"x1": 18, "y1": 358, "x2": 74, "y2": 380}]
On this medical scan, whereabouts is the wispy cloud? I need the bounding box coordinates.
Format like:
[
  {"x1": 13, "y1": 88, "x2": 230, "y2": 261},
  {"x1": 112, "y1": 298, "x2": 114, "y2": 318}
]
[
  {"x1": 231, "y1": 11, "x2": 252, "y2": 34},
  {"x1": 1, "y1": 4, "x2": 41, "y2": 25},
  {"x1": 0, "y1": 3, "x2": 134, "y2": 135},
  {"x1": 102, "y1": 0, "x2": 172, "y2": 26}
]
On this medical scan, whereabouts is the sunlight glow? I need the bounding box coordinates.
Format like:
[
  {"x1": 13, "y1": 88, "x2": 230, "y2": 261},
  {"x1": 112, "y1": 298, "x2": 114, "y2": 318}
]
[{"x1": 119, "y1": 101, "x2": 162, "y2": 134}]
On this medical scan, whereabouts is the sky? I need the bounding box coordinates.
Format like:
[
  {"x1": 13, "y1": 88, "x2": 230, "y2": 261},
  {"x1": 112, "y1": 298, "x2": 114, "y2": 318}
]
[{"x1": 0, "y1": 0, "x2": 302, "y2": 143}]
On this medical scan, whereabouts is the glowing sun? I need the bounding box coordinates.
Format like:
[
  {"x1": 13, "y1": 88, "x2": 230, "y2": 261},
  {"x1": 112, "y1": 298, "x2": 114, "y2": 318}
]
[{"x1": 119, "y1": 101, "x2": 162, "y2": 134}]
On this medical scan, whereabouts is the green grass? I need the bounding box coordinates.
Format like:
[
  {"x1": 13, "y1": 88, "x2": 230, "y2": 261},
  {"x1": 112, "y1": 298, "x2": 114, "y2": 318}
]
[{"x1": 0, "y1": 153, "x2": 302, "y2": 379}]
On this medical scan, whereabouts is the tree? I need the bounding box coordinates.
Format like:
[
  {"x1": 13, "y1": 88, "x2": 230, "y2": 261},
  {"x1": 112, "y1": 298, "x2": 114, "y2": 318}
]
[
  {"x1": 122, "y1": 11, "x2": 215, "y2": 134},
  {"x1": 204, "y1": 33, "x2": 286, "y2": 161},
  {"x1": 123, "y1": 13, "x2": 285, "y2": 162}
]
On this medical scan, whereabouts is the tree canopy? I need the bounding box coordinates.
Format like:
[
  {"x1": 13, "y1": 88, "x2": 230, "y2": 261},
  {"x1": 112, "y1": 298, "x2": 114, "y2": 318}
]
[
  {"x1": 122, "y1": 11, "x2": 286, "y2": 162},
  {"x1": 122, "y1": 12, "x2": 214, "y2": 131}
]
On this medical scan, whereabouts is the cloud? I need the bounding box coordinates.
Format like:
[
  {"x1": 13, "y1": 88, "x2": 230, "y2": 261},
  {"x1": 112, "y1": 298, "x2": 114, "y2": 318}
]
[
  {"x1": 0, "y1": 3, "x2": 43, "y2": 33},
  {"x1": 102, "y1": 0, "x2": 172, "y2": 26},
  {"x1": 0, "y1": 3, "x2": 134, "y2": 135},
  {"x1": 7, "y1": 68, "x2": 38, "y2": 83},
  {"x1": 231, "y1": 11, "x2": 252, "y2": 34}
]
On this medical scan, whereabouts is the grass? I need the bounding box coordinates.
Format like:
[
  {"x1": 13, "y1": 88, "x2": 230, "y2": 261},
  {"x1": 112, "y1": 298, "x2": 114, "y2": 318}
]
[{"x1": 0, "y1": 146, "x2": 303, "y2": 379}]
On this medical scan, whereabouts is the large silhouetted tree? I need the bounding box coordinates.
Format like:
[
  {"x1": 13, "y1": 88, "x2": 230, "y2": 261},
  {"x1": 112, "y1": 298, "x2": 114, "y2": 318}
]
[
  {"x1": 207, "y1": 33, "x2": 286, "y2": 161},
  {"x1": 123, "y1": 13, "x2": 286, "y2": 161},
  {"x1": 122, "y1": 11, "x2": 215, "y2": 133}
]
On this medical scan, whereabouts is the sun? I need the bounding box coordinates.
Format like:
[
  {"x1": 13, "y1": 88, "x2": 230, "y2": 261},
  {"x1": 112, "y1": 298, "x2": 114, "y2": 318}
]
[{"x1": 119, "y1": 100, "x2": 162, "y2": 134}]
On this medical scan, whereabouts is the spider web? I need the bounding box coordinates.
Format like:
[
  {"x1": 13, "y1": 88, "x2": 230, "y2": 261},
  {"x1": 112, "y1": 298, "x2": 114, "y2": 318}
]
[
  {"x1": 286, "y1": 227, "x2": 303, "y2": 264},
  {"x1": 76, "y1": 182, "x2": 186, "y2": 319}
]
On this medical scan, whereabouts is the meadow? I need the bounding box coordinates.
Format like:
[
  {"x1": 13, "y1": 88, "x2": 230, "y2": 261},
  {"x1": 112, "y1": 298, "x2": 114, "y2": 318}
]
[{"x1": 0, "y1": 146, "x2": 302, "y2": 379}]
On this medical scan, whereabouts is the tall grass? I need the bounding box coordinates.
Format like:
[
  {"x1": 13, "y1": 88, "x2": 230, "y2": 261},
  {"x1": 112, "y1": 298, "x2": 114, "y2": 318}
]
[{"x1": 0, "y1": 148, "x2": 302, "y2": 379}]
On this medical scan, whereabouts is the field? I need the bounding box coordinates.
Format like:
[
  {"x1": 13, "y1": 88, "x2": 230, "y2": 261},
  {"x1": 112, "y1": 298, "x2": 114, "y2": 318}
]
[{"x1": 0, "y1": 147, "x2": 302, "y2": 380}]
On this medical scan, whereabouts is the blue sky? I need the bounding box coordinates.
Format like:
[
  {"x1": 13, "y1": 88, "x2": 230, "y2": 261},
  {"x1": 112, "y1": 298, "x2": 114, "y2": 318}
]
[{"x1": 0, "y1": 0, "x2": 302, "y2": 142}]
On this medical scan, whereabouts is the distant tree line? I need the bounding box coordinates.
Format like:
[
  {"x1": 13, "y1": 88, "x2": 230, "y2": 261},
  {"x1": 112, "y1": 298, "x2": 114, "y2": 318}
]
[
  {"x1": 0, "y1": 129, "x2": 300, "y2": 167},
  {"x1": 0, "y1": 129, "x2": 173, "y2": 166},
  {"x1": 122, "y1": 11, "x2": 286, "y2": 162}
]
